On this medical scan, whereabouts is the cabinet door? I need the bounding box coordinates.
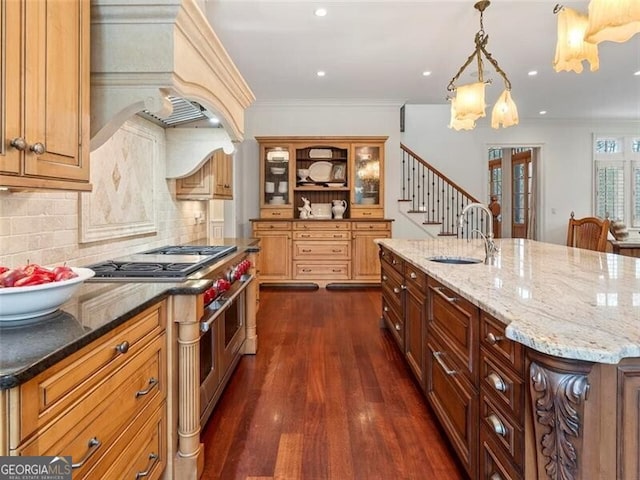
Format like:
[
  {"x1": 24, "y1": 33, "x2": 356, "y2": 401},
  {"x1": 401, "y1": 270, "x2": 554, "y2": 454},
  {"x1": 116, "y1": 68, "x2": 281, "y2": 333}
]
[
  {"x1": 213, "y1": 150, "x2": 233, "y2": 199},
  {"x1": 619, "y1": 364, "x2": 640, "y2": 480},
  {"x1": 23, "y1": 0, "x2": 89, "y2": 182},
  {"x1": 254, "y1": 231, "x2": 291, "y2": 280},
  {"x1": 176, "y1": 157, "x2": 212, "y2": 198},
  {"x1": 260, "y1": 144, "x2": 293, "y2": 215},
  {"x1": 351, "y1": 143, "x2": 384, "y2": 218},
  {"x1": 0, "y1": 0, "x2": 22, "y2": 174},
  {"x1": 352, "y1": 228, "x2": 390, "y2": 280},
  {"x1": 405, "y1": 286, "x2": 425, "y2": 385}
]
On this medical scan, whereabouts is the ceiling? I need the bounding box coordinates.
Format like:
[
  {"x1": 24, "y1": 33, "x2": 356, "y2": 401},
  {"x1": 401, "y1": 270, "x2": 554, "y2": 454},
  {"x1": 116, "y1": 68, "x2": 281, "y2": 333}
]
[{"x1": 203, "y1": 0, "x2": 640, "y2": 122}]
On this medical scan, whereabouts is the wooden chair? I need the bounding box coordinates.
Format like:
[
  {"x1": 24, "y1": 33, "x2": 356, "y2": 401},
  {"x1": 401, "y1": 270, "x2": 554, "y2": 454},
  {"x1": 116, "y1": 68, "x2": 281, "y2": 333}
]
[{"x1": 566, "y1": 212, "x2": 610, "y2": 252}]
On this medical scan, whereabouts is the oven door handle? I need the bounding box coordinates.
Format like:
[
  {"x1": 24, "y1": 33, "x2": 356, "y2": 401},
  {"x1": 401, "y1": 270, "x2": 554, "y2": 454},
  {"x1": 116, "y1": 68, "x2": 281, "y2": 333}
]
[{"x1": 200, "y1": 274, "x2": 254, "y2": 333}]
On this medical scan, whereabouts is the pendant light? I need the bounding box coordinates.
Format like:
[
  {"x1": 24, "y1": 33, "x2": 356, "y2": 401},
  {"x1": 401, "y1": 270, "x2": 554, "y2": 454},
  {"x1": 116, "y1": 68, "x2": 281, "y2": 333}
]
[
  {"x1": 553, "y1": 6, "x2": 600, "y2": 72},
  {"x1": 585, "y1": 0, "x2": 640, "y2": 44}
]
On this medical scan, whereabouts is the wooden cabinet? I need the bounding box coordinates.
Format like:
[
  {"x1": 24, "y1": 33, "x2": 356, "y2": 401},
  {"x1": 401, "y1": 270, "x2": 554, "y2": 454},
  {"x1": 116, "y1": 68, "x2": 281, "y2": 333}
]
[
  {"x1": 8, "y1": 302, "x2": 167, "y2": 479},
  {"x1": 176, "y1": 149, "x2": 233, "y2": 200},
  {"x1": 252, "y1": 219, "x2": 392, "y2": 286},
  {"x1": 255, "y1": 136, "x2": 387, "y2": 219},
  {"x1": 352, "y1": 222, "x2": 391, "y2": 280},
  {"x1": 0, "y1": 0, "x2": 90, "y2": 191},
  {"x1": 618, "y1": 362, "x2": 640, "y2": 480},
  {"x1": 404, "y1": 262, "x2": 426, "y2": 384},
  {"x1": 253, "y1": 221, "x2": 292, "y2": 281}
]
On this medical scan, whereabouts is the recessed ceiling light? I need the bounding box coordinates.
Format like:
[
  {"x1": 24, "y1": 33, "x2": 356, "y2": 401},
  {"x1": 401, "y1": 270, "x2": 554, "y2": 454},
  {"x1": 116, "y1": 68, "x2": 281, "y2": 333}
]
[
  {"x1": 317, "y1": 71, "x2": 326, "y2": 77},
  {"x1": 422, "y1": 71, "x2": 432, "y2": 77},
  {"x1": 539, "y1": 110, "x2": 547, "y2": 115},
  {"x1": 634, "y1": 70, "x2": 640, "y2": 76},
  {"x1": 528, "y1": 70, "x2": 538, "y2": 76},
  {"x1": 314, "y1": 8, "x2": 327, "y2": 17},
  {"x1": 209, "y1": 117, "x2": 219, "y2": 124}
]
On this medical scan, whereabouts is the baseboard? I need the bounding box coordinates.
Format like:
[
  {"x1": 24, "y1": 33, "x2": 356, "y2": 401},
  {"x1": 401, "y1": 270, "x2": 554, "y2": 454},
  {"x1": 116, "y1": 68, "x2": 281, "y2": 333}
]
[{"x1": 325, "y1": 283, "x2": 381, "y2": 291}]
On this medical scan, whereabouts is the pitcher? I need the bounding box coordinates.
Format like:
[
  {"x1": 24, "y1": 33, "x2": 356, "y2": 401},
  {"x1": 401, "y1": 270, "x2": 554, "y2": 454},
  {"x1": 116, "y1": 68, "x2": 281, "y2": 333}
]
[{"x1": 331, "y1": 199, "x2": 347, "y2": 219}]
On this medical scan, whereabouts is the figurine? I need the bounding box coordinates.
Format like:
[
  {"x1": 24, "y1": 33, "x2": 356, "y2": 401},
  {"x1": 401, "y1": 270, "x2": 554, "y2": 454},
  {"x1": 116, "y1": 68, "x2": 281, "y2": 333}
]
[{"x1": 299, "y1": 197, "x2": 313, "y2": 219}]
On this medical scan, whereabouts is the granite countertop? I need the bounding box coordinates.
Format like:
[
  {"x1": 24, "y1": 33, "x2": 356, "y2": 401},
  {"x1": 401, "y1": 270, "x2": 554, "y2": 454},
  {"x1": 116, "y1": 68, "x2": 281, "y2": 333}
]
[
  {"x1": 377, "y1": 238, "x2": 640, "y2": 364},
  {"x1": 0, "y1": 238, "x2": 260, "y2": 390}
]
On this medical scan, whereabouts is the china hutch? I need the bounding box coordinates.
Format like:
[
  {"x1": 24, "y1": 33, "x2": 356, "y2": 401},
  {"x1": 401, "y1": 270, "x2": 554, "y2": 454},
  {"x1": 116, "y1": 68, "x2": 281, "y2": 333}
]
[{"x1": 251, "y1": 136, "x2": 392, "y2": 287}]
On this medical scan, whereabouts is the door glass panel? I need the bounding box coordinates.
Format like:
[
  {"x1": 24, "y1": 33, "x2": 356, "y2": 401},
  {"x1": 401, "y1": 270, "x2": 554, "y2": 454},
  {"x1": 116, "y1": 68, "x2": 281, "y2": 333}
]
[
  {"x1": 264, "y1": 147, "x2": 290, "y2": 206},
  {"x1": 354, "y1": 146, "x2": 381, "y2": 206}
]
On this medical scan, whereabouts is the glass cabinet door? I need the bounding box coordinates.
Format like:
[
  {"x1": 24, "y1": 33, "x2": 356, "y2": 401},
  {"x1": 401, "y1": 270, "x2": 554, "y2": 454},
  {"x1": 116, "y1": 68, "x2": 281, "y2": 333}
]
[
  {"x1": 353, "y1": 145, "x2": 382, "y2": 207},
  {"x1": 262, "y1": 146, "x2": 291, "y2": 208}
]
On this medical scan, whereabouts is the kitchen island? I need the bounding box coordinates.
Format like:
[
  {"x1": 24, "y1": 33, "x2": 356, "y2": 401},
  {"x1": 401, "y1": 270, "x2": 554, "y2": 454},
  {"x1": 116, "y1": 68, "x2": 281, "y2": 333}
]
[
  {"x1": 377, "y1": 237, "x2": 639, "y2": 480},
  {"x1": 0, "y1": 239, "x2": 259, "y2": 480}
]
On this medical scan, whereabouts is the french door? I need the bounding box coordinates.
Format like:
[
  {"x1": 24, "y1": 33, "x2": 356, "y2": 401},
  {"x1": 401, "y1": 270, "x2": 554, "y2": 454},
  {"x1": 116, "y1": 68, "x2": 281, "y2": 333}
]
[{"x1": 511, "y1": 150, "x2": 532, "y2": 239}]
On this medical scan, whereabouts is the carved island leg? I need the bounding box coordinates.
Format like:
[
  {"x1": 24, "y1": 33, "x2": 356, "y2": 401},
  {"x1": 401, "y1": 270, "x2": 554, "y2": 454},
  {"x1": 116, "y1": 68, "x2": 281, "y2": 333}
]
[{"x1": 528, "y1": 351, "x2": 594, "y2": 480}]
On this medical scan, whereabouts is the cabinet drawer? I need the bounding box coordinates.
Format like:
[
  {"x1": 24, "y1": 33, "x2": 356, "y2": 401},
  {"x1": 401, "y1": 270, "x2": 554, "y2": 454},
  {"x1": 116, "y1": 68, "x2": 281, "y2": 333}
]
[
  {"x1": 18, "y1": 335, "x2": 166, "y2": 475},
  {"x1": 480, "y1": 428, "x2": 522, "y2": 480},
  {"x1": 294, "y1": 221, "x2": 349, "y2": 231},
  {"x1": 480, "y1": 351, "x2": 525, "y2": 420},
  {"x1": 480, "y1": 394, "x2": 524, "y2": 470},
  {"x1": 381, "y1": 264, "x2": 403, "y2": 312},
  {"x1": 18, "y1": 303, "x2": 164, "y2": 440},
  {"x1": 480, "y1": 313, "x2": 524, "y2": 375},
  {"x1": 253, "y1": 221, "x2": 292, "y2": 231},
  {"x1": 425, "y1": 335, "x2": 478, "y2": 478},
  {"x1": 404, "y1": 262, "x2": 427, "y2": 291},
  {"x1": 379, "y1": 247, "x2": 404, "y2": 274},
  {"x1": 293, "y1": 241, "x2": 351, "y2": 259},
  {"x1": 293, "y1": 262, "x2": 351, "y2": 280},
  {"x1": 428, "y1": 278, "x2": 479, "y2": 383},
  {"x1": 350, "y1": 209, "x2": 384, "y2": 219},
  {"x1": 293, "y1": 231, "x2": 350, "y2": 240},
  {"x1": 259, "y1": 209, "x2": 292, "y2": 219},
  {"x1": 352, "y1": 222, "x2": 390, "y2": 231},
  {"x1": 86, "y1": 403, "x2": 166, "y2": 480}
]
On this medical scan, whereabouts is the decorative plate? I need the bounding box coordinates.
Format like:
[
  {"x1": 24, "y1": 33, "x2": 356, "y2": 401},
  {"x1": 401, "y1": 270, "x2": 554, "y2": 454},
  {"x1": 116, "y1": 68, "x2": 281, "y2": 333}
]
[{"x1": 308, "y1": 161, "x2": 333, "y2": 182}]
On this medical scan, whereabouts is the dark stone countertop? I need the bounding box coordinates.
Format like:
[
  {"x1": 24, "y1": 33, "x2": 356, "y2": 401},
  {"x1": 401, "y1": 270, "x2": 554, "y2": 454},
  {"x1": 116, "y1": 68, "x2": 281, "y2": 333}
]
[{"x1": 0, "y1": 238, "x2": 260, "y2": 390}]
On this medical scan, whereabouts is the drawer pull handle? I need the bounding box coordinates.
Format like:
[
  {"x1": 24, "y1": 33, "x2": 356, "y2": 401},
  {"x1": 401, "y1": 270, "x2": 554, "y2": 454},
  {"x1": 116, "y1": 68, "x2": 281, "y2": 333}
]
[
  {"x1": 333, "y1": 234, "x2": 342, "y2": 238},
  {"x1": 115, "y1": 341, "x2": 130, "y2": 354},
  {"x1": 273, "y1": 212, "x2": 281, "y2": 216},
  {"x1": 369, "y1": 225, "x2": 374, "y2": 229},
  {"x1": 487, "y1": 414, "x2": 507, "y2": 437},
  {"x1": 135, "y1": 377, "x2": 159, "y2": 398},
  {"x1": 409, "y1": 272, "x2": 417, "y2": 279},
  {"x1": 135, "y1": 453, "x2": 159, "y2": 479},
  {"x1": 487, "y1": 372, "x2": 507, "y2": 392},
  {"x1": 331, "y1": 249, "x2": 341, "y2": 253},
  {"x1": 394, "y1": 323, "x2": 401, "y2": 331},
  {"x1": 434, "y1": 286, "x2": 457, "y2": 302},
  {"x1": 486, "y1": 332, "x2": 503, "y2": 345},
  {"x1": 302, "y1": 269, "x2": 311, "y2": 273},
  {"x1": 363, "y1": 212, "x2": 372, "y2": 215},
  {"x1": 302, "y1": 234, "x2": 311, "y2": 237},
  {"x1": 490, "y1": 474, "x2": 503, "y2": 480},
  {"x1": 72, "y1": 437, "x2": 101, "y2": 469},
  {"x1": 332, "y1": 269, "x2": 341, "y2": 273},
  {"x1": 433, "y1": 351, "x2": 457, "y2": 375}
]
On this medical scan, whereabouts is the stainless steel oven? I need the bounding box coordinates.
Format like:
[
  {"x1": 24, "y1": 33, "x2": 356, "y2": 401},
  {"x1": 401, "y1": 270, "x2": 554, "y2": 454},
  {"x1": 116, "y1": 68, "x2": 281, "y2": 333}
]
[{"x1": 199, "y1": 273, "x2": 251, "y2": 425}]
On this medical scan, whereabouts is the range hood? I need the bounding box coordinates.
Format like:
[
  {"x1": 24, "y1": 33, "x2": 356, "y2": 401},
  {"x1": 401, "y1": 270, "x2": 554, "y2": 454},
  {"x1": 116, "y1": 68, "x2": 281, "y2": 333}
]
[{"x1": 90, "y1": 0, "x2": 255, "y2": 177}]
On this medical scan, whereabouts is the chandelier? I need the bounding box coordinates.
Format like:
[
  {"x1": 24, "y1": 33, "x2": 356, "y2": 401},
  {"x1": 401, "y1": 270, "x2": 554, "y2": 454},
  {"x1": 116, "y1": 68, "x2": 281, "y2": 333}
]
[
  {"x1": 554, "y1": 1, "x2": 640, "y2": 73},
  {"x1": 447, "y1": 1, "x2": 518, "y2": 131}
]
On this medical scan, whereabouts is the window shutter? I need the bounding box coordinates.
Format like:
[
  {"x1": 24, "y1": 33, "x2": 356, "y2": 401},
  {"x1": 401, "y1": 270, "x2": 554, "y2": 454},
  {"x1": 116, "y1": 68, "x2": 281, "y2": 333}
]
[
  {"x1": 632, "y1": 161, "x2": 640, "y2": 228},
  {"x1": 595, "y1": 161, "x2": 624, "y2": 220}
]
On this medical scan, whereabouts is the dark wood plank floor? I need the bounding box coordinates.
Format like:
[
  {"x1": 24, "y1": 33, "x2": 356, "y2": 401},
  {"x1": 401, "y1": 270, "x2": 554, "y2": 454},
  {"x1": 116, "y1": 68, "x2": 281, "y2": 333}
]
[{"x1": 201, "y1": 288, "x2": 465, "y2": 480}]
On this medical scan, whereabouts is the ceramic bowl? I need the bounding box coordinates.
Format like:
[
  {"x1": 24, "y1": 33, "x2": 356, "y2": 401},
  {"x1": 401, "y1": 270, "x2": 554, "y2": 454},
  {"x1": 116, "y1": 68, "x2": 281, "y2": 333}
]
[
  {"x1": 0, "y1": 267, "x2": 95, "y2": 324},
  {"x1": 270, "y1": 166, "x2": 286, "y2": 175}
]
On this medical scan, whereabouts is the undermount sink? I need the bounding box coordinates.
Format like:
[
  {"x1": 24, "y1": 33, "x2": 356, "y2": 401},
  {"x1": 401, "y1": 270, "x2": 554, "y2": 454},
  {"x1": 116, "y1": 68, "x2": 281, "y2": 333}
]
[{"x1": 428, "y1": 256, "x2": 483, "y2": 265}]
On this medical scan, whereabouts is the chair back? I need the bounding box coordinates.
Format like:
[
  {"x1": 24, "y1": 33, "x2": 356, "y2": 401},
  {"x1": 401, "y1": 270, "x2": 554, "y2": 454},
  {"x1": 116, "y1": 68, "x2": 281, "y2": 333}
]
[{"x1": 566, "y1": 212, "x2": 610, "y2": 252}]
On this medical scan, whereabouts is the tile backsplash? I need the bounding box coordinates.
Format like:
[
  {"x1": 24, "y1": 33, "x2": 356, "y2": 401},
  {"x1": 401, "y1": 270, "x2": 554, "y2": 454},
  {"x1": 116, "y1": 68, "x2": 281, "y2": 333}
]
[{"x1": 0, "y1": 117, "x2": 208, "y2": 268}]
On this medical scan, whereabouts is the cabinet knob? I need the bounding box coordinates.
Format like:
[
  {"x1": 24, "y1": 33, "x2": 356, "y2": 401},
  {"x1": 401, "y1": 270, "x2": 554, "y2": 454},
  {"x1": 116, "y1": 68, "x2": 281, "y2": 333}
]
[
  {"x1": 29, "y1": 142, "x2": 46, "y2": 155},
  {"x1": 115, "y1": 341, "x2": 130, "y2": 354},
  {"x1": 383, "y1": 306, "x2": 389, "y2": 312},
  {"x1": 393, "y1": 287, "x2": 401, "y2": 294},
  {"x1": 486, "y1": 414, "x2": 507, "y2": 437},
  {"x1": 382, "y1": 275, "x2": 388, "y2": 281},
  {"x1": 490, "y1": 474, "x2": 503, "y2": 480},
  {"x1": 394, "y1": 323, "x2": 401, "y2": 331},
  {"x1": 9, "y1": 137, "x2": 27, "y2": 151},
  {"x1": 410, "y1": 272, "x2": 417, "y2": 279},
  {"x1": 487, "y1": 372, "x2": 507, "y2": 392}
]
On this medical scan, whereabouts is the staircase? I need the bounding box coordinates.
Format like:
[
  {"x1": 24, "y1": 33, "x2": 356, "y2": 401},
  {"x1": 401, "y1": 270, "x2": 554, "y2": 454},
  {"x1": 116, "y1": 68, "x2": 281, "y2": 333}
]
[{"x1": 399, "y1": 143, "x2": 493, "y2": 238}]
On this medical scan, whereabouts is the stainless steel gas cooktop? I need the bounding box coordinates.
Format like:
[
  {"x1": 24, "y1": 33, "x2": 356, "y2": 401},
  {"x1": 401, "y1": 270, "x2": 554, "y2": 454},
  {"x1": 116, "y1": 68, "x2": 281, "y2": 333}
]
[{"x1": 85, "y1": 245, "x2": 237, "y2": 281}]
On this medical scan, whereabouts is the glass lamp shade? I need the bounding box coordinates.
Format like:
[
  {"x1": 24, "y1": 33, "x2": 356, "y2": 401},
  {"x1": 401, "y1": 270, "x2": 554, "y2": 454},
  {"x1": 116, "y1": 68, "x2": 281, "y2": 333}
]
[
  {"x1": 448, "y1": 101, "x2": 476, "y2": 130},
  {"x1": 585, "y1": 0, "x2": 640, "y2": 44},
  {"x1": 452, "y1": 82, "x2": 487, "y2": 121},
  {"x1": 554, "y1": 7, "x2": 600, "y2": 72},
  {"x1": 491, "y1": 90, "x2": 519, "y2": 129}
]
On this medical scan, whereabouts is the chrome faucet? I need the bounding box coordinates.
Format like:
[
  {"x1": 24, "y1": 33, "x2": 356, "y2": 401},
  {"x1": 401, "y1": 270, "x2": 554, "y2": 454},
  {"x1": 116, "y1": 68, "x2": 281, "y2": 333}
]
[{"x1": 458, "y1": 202, "x2": 498, "y2": 264}]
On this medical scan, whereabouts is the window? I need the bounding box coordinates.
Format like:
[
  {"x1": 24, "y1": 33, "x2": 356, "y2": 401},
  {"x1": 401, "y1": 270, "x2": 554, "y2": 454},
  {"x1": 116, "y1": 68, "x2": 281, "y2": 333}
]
[{"x1": 594, "y1": 135, "x2": 640, "y2": 228}]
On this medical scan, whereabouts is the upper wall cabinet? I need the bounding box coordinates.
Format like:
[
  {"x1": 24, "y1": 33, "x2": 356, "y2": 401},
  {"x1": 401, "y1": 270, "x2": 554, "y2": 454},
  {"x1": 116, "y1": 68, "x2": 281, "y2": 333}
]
[
  {"x1": 0, "y1": 0, "x2": 91, "y2": 191},
  {"x1": 176, "y1": 149, "x2": 233, "y2": 200}
]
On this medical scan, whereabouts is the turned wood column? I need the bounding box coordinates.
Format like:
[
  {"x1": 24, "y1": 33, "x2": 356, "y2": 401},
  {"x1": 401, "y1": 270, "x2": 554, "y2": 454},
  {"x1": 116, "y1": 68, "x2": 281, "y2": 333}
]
[
  {"x1": 243, "y1": 251, "x2": 259, "y2": 354},
  {"x1": 528, "y1": 350, "x2": 595, "y2": 480}
]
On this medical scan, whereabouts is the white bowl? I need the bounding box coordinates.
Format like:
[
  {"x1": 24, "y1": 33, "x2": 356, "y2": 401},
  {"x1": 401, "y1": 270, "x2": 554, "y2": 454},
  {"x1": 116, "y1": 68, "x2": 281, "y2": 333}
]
[
  {"x1": 0, "y1": 267, "x2": 95, "y2": 324},
  {"x1": 270, "y1": 167, "x2": 286, "y2": 175}
]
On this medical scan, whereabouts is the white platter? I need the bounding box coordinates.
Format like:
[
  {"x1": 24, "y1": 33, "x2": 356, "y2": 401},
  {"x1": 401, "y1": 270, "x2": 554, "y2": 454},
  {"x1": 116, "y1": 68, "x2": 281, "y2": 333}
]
[
  {"x1": 309, "y1": 149, "x2": 332, "y2": 159},
  {"x1": 325, "y1": 182, "x2": 346, "y2": 187},
  {"x1": 308, "y1": 161, "x2": 333, "y2": 182},
  {"x1": 0, "y1": 267, "x2": 95, "y2": 324}
]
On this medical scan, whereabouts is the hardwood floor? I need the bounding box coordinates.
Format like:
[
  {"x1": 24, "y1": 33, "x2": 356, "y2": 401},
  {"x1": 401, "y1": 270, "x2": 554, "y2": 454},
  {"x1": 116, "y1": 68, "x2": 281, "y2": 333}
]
[{"x1": 201, "y1": 288, "x2": 465, "y2": 480}]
